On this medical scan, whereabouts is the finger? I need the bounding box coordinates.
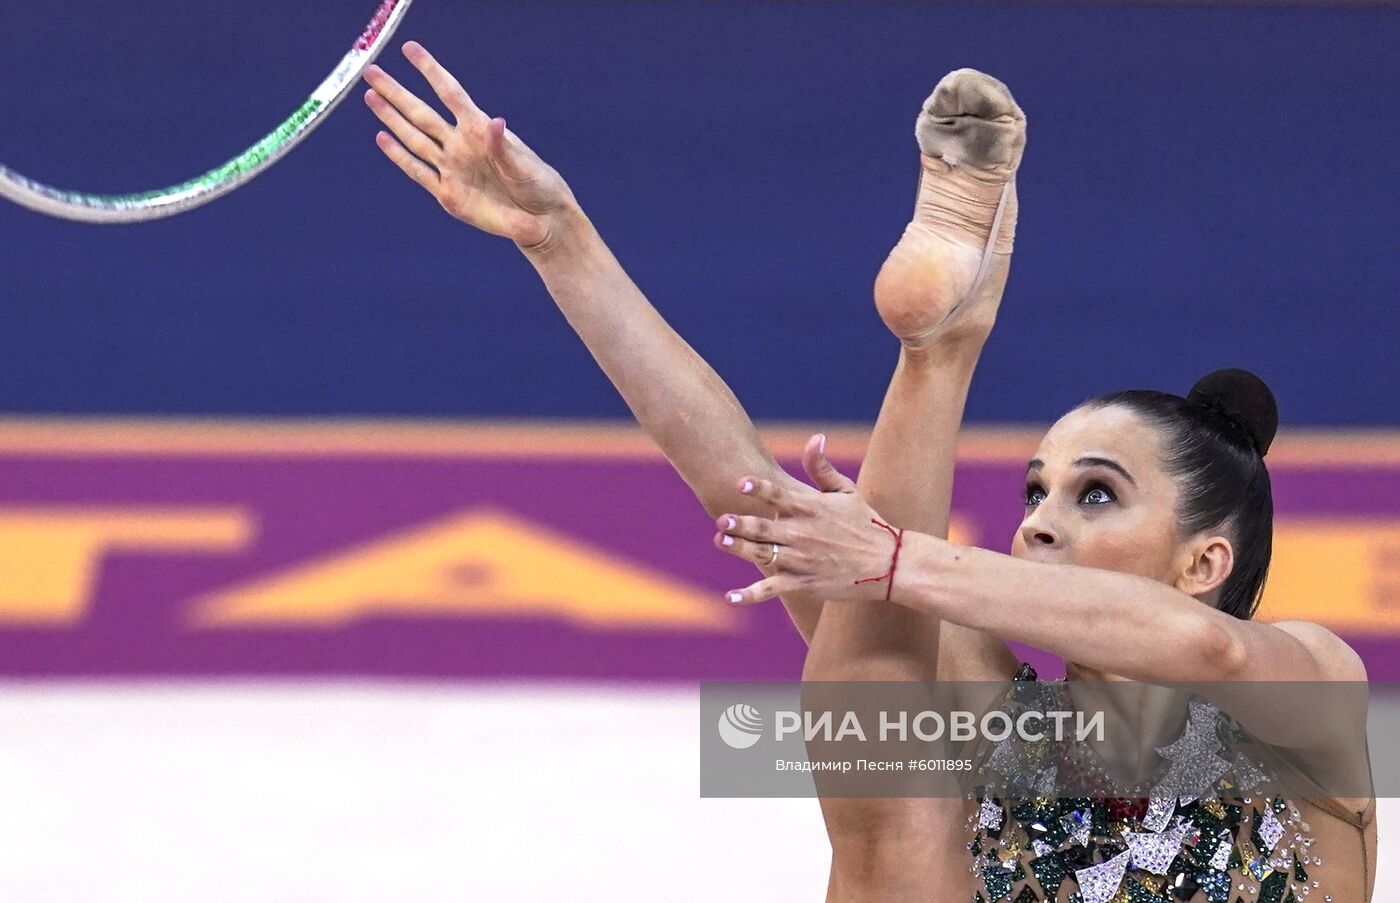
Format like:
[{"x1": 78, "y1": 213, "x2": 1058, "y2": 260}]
[
  {"x1": 486, "y1": 117, "x2": 548, "y2": 189},
  {"x1": 402, "y1": 41, "x2": 483, "y2": 123},
  {"x1": 364, "y1": 63, "x2": 453, "y2": 144},
  {"x1": 486, "y1": 117, "x2": 528, "y2": 180},
  {"x1": 801, "y1": 433, "x2": 856, "y2": 494},
  {"x1": 725, "y1": 576, "x2": 800, "y2": 606},
  {"x1": 715, "y1": 513, "x2": 788, "y2": 545},
  {"x1": 488, "y1": 117, "x2": 506, "y2": 157},
  {"x1": 374, "y1": 131, "x2": 438, "y2": 192},
  {"x1": 714, "y1": 532, "x2": 790, "y2": 569},
  {"x1": 365, "y1": 89, "x2": 441, "y2": 165},
  {"x1": 737, "y1": 475, "x2": 808, "y2": 517}
]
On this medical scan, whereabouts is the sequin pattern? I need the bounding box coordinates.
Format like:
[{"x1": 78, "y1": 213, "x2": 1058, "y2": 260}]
[{"x1": 963, "y1": 665, "x2": 1327, "y2": 902}]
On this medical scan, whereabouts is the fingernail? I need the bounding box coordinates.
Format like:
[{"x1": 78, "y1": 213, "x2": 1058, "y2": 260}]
[
  {"x1": 818, "y1": 433, "x2": 827, "y2": 456},
  {"x1": 722, "y1": 535, "x2": 734, "y2": 547},
  {"x1": 728, "y1": 592, "x2": 744, "y2": 605},
  {"x1": 726, "y1": 516, "x2": 737, "y2": 530},
  {"x1": 742, "y1": 480, "x2": 754, "y2": 494}
]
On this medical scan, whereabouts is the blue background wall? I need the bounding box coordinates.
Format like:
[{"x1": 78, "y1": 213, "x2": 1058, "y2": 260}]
[{"x1": 2, "y1": 0, "x2": 1396, "y2": 424}]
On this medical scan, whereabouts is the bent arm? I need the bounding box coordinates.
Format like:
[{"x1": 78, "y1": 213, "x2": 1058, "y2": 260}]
[
  {"x1": 721, "y1": 480, "x2": 1367, "y2": 751},
  {"x1": 896, "y1": 539, "x2": 1240, "y2": 678},
  {"x1": 891, "y1": 536, "x2": 1368, "y2": 748}
]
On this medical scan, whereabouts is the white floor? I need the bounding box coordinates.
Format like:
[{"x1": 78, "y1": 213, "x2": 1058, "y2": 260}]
[
  {"x1": 0, "y1": 683, "x2": 829, "y2": 902},
  {"x1": 0, "y1": 683, "x2": 1390, "y2": 902}
]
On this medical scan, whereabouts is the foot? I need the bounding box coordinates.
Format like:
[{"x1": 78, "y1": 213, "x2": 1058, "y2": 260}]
[{"x1": 873, "y1": 69, "x2": 1026, "y2": 349}]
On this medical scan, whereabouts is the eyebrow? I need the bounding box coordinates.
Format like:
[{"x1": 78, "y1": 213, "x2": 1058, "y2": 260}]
[{"x1": 1026, "y1": 456, "x2": 1138, "y2": 487}]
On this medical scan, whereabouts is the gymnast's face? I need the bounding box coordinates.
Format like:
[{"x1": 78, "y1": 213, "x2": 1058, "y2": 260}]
[{"x1": 1009, "y1": 404, "x2": 1192, "y2": 587}]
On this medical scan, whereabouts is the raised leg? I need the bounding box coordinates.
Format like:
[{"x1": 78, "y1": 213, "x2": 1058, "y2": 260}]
[{"x1": 805, "y1": 68, "x2": 1027, "y2": 901}]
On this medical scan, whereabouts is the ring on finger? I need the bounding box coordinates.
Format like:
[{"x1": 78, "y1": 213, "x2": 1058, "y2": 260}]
[{"x1": 766, "y1": 543, "x2": 779, "y2": 566}]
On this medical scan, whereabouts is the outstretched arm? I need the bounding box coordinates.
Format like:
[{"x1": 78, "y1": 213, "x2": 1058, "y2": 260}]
[{"x1": 363, "y1": 42, "x2": 826, "y2": 639}]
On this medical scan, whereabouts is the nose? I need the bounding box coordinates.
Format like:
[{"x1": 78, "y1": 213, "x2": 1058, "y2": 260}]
[{"x1": 1018, "y1": 511, "x2": 1060, "y2": 549}]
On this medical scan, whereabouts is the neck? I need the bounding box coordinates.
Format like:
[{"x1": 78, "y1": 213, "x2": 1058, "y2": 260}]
[{"x1": 1063, "y1": 661, "x2": 1192, "y2": 781}]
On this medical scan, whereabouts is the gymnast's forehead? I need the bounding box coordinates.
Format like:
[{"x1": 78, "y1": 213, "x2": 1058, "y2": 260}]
[{"x1": 1029, "y1": 405, "x2": 1170, "y2": 480}]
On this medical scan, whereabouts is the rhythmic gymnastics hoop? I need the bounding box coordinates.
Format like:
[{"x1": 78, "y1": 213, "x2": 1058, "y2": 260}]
[{"x1": 0, "y1": 0, "x2": 415, "y2": 224}]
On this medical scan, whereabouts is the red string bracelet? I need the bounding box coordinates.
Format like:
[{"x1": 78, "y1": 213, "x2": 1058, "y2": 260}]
[{"x1": 853, "y1": 518, "x2": 905, "y2": 601}]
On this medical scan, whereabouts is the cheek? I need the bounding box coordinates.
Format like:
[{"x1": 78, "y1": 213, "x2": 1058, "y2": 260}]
[{"x1": 1067, "y1": 512, "x2": 1181, "y2": 579}]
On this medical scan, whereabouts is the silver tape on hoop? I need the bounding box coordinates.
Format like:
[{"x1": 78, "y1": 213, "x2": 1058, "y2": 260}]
[{"x1": 0, "y1": 0, "x2": 415, "y2": 224}]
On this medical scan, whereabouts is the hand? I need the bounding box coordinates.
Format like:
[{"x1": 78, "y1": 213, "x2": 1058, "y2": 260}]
[
  {"x1": 364, "y1": 42, "x2": 578, "y2": 249},
  {"x1": 713, "y1": 434, "x2": 905, "y2": 605}
]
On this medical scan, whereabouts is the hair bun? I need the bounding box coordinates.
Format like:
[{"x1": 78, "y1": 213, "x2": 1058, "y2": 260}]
[{"x1": 1187, "y1": 368, "x2": 1278, "y2": 457}]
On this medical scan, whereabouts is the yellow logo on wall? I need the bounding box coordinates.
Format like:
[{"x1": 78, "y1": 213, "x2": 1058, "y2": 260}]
[
  {"x1": 1258, "y1": 519, "x2": 1400, "y2": 631},
  {"x1": 0, "y1": 506, "x2": 734, "y2": 632},
  {"x1": 0, "y1": 505, "x2": 1397, "y2": 634}
]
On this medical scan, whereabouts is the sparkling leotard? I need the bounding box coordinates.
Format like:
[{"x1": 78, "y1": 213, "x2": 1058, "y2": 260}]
[{"x1": 962, "y1": 664, "x2": 1369, "y2": 903}]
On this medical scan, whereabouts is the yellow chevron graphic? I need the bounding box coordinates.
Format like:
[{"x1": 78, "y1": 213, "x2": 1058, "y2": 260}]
[
  {"x1": 0, "y1": 507, "x2": 252, "y2": 625},
  {"x1": 186, "y1": 507, "x2": 737, "y2": 631}
]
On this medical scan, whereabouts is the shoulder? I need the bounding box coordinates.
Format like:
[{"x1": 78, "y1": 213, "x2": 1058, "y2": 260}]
[{"x1": 1265, "y1": 619, "x2": 1368, "y2": 681}]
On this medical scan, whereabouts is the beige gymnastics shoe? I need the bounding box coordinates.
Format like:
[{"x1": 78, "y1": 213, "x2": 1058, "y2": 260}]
[{"x1": 873, "y1": 69, "x2": 1026, "y2": 349}]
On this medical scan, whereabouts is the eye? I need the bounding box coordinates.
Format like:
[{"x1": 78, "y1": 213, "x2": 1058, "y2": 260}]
[
  {"x1": 1081, "y1": 483, "x2": 1116, "y2": 505},
  {"x1": 1024, "y1": 482, "x2": 1047, "y2": 507}
]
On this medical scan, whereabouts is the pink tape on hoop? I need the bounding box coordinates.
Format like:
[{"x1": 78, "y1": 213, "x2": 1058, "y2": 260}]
[{"x1": 355, "y1": 0, "x2": 400, "y2": 50}]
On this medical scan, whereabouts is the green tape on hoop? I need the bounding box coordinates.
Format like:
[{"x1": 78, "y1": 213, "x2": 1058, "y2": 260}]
[{"x1": 0, "y1": 0, "x2": 414, "y2": 223}]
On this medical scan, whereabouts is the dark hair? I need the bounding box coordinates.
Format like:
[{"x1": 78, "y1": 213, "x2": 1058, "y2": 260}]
[{"x1": 1078, "y1": 368, "x2": 1278, "y2": 619}]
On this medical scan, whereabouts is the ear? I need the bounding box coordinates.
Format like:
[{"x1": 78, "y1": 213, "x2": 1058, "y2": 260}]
[{"x1": 1176, "y1": 534, "x2": 1235, "y2": 598}]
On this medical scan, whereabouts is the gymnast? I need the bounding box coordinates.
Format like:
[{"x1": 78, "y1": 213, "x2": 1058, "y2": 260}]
[{"x1": 363, "y1": 42, "x2": 1374, "y2": 902}]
